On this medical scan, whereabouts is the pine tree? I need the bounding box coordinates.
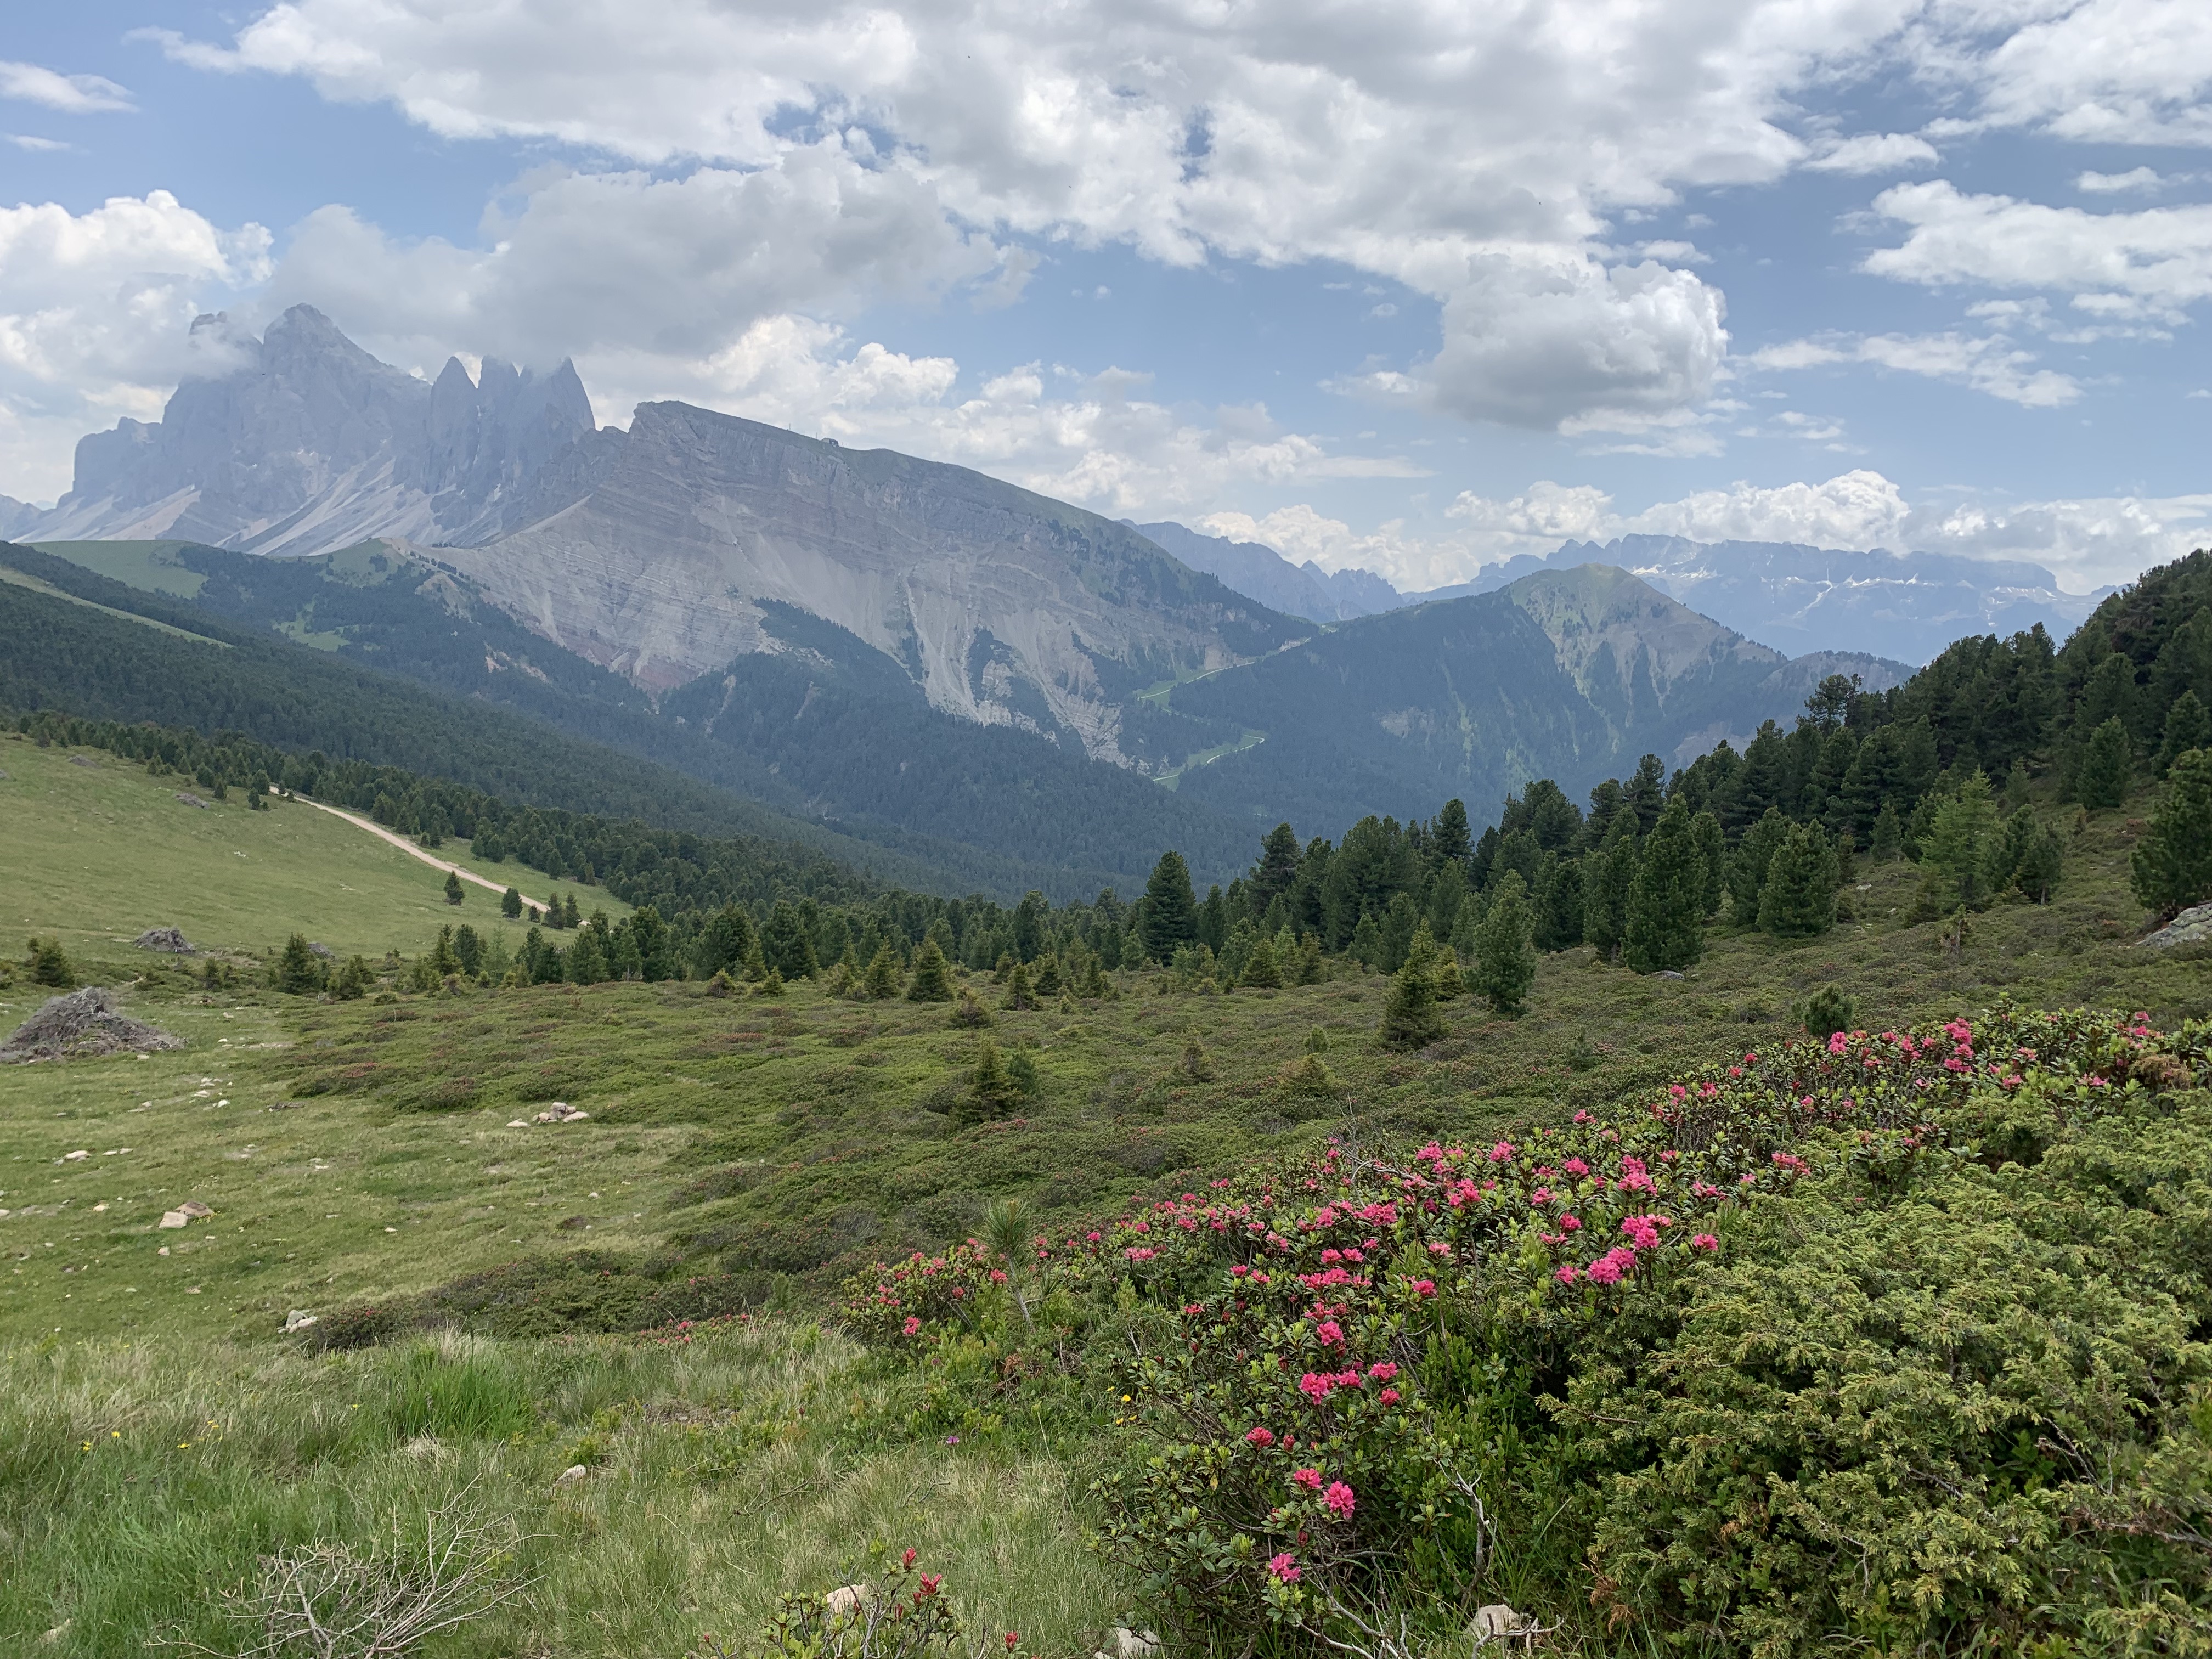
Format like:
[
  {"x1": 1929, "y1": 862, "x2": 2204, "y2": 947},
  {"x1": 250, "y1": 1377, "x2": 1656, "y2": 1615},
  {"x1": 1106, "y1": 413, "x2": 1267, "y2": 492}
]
[
  {"x1": 1251, "y1": 822, "x2": 1304, "y2": 915},
  {"x1": 443, "y1": 870, "x2": 464, "y2": 906},
  {"x1": 1348, "y1": 911, "x2": 1383, "y2": 970},
  {"x1": 1082, "y1": 955, "x2": 1108, "y2": 998},
  {"x1": 2156, "y1": 690, "x2": 2211, "y2": 777},
  {"x1": 1757, "y1": 825, "x2": 1839, "y2": 938},
  {"x1": 1435, "y1": 952, "x2": 1465, "y2": 1001},
  {"x1": 1139, "y1": 850, "x2": 1198, "y2": 964},
  {"x1": 959, "y1": 1040, "x2": 1020, "y2": 1125},
  {"x1": 2131, "y1": 748, "x2": 2212, "y2": 919},
  {"x1": 1295, "y1": 934, "x2": 1325, "y2": 985},
  {"x1": 2016, "y1": 822, "x2": 2065, "y2": 904},
  {"x1": 501, "y1": 886, "x2": 523, "y2": 919},
  {"x1": 861, "y1": 941, "x2": 902, "y2": 1000},
  {"x1": 1583, "y1": 821, "x2": 1637, "y2": 961},
  {"x1": 756, "y1": 966, "x2": 786, "y2": 997},
  {"x1": 1624, "y1": 799, "x2": 1706, "y2": 973},
  {"x1": 1870, "y1": 799, "x2": 1903, "y2": 863},
  {"x1": 1917, "y1": 772, "x2": 2000, "y2": 915},
  {"x1": 452, "y1": 924, "x2": 484, "y2": 978},
  {"x1": 950, "y1": 988, "x2": 992, "y2": 1028},
  {"x1": 1728, "y1": 808, "x2": 1791, "y2": 924},
  {"x1": 2075, "y1": 716, "x2": 2134, "y2": 809},
  {"x1": 698, "y1": 904, "x2": 755, "y2": 979},
  {"x1": 270, "y1": 933, "x2": 327, "y2": 995},
  {"x1": 1691, "y1": 811, "x2": 1726, "y2": 916},
  {"x1": 27, "y1": 935, "x2": 75, "y2": 989},
  {"x1": 1431, "y1": 798, "x2": 1473, "y2": 866},
  {"x1": 1380, "y1": 950, "x2": 1444, "y2": 1049},
  {"x1": 1474, "y1": 870, "x2": 1537, "y2": 1016},
  {"x1": 760, "y1": 900, "x2": 819, "y2": 980},
  {"x1": 1536, "y1": 857, "x2": 1584, "y2": 951},
  {"x1": 905, "y1": 938, "x2": 955, "y2": 1002},
  {"x1": 1240, "y1": 932, "x2": 1284, "y2": 988},
  {"x1": 1797, "y1": 984, "x2": 1855, "y2": 1040},
  {"x1": 1034, "y1": 953, "x2": 1063, "y2": 998},
  {"x1": 1002, "y1": 961, "x2": 1036, "y2": 1010},
  {"x1": 331, "y1": 955, "x2": 374, "y2": 1000},
  {"x1": 562, "y1": 893, "x2": 582, "y2": 930},
  {"x1": 565, "y1": 927, "x2": 608, "y2": 984},
  {"x1": 430, "y1": 924, "x2": 464, "y2": 978}
]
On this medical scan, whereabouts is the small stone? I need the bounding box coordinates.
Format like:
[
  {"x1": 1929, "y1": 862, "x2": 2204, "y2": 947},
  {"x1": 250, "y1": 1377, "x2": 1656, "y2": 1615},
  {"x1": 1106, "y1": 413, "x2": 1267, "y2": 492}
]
[
  {"x1": 159, "y1": 1211, "x2": 189, "y2": 1228},
  {"x1": 1472, "y1": 1605, "x2": 1525, "y2": 1644},
  {"x1": 825, "y1": 1584, "x2": 873, "y2": 1622},
  {"x1": 179, "y1": 1200, "x2": 212, "y2": 1217},
  {"x1": 1114, "y1": 1628, "x2": 1161, "y2": 1659},
  {"x1": 61, "y1": 1149, "x2": 89, "y2": 1161},
  {"x1": 133, "y1": 927, "x2": 196, "y2": 955},
  {"x1": 174, "y1": 791, "x2": 208, "y2": 809},
  {"x1": 69, "y1": 754, "x2": 97, "y2": 768},
  {"x1": 283, "y1": 1309, "x2": 318, "y2": 1333},
  {"x1": 1655, "y1": 969, "x2": 1685, "y2": 980},
  {"x1": 554, "y1": 1464, "x2": 589, "y2": 1486}
]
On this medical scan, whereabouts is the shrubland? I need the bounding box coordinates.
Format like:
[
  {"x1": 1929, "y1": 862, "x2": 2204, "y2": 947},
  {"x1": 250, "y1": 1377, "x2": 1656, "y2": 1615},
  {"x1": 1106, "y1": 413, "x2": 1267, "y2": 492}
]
[{"x1": 5, "y1": 549, "x2": 2212, "y2": 1655}]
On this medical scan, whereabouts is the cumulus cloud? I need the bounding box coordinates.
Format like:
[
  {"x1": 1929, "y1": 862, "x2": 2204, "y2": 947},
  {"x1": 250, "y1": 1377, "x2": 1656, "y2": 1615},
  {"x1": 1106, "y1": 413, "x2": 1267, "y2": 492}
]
[
  {"x1": 264, "y1": 144, "x2": 1002, "y2": 372},
  {"x1": 0, "y1": 192, "x2": 272, "y2": 500},
  {"x1": 579, "y1": 313, "x2": 1430, "y2": 517},
  {"x1": 1967, "y1": 0, "x2": 2212, "y2": 146},
  {"x1": 1745, "y1": 325, "x2": 2081, "y2": 407},
  {"x1": 0, "y1": 61, "x2": 135, "y2": 115},
  {"x1": 1228, "y1": 470, "x2": 2209, "y2": 594},
  {"x1": 1804, "y1": 132, "x2": 1940, "y2": 174},
  {"x1": 1864, "y1": 180, "x2": 2212, "y2": 321}
]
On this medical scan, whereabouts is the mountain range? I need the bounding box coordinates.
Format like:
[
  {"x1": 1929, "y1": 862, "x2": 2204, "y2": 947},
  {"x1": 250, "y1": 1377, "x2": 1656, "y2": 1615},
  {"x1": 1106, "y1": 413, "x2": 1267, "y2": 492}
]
[{"x1": 4, "y1": 305, "x2": 1940, "y2": 892}]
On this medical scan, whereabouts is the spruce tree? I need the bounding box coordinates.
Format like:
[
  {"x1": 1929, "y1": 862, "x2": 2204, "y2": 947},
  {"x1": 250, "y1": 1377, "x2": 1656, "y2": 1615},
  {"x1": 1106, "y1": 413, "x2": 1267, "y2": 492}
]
[
  {"x1": 1536, "y1": 857, "x2": 1584, "y2": 951},
  {"x1": 2156, "y1": 690, "x2": 2211, "y2": 777},
  {"x1": 565, "y1": 927, "x2": 608, "y2": 984},
  {"x1": 1240, "y1": 932, "x2": 1284, "y2": 988},
  {"x1": 562, "y1": 893, "x2": 582, "y2": 930},
  {"x1": 1002, "y1": 960, "x2": 1036, "y2": 1010},
  {"x1": 962, "y1": 1040, "x2": 1020, "y2": 1126},
  {"x1": 905, "y1": 938, "x2": 955, "y2": 1002},
  {"x1": 862, "y1": 941, "x2": 902, "y2": 1000},
  {"x1": 760, "y1": 900, "x2": 819, "y2": 980},
  {"x1": 1295, "y1": 934, "x2": 1325, "y2": 985},
  {"x1": 950, "y1": 988, "x2": 992, "y2": 1028},
  {"x1": 1757, "y1": 825, "x2": 1839, "y2": 938},
  {"x1": 2131, "y1": 748, "x2": 2212, "y2": 919},
  {"x1": 452, "y1": 924, "x2": 484, "y2": 978},
  {"x1": 1139, "y1": 850, "x2": 1198, "y2": 964},
  {"x1": 501, "y1": 886, "x2": 523, "y2": 919},
  {"x1": 27, "y1": 935, "x2": 75, "y2": 989},
  {"x1": 1474, "y1": 869, "x2": 1537, "y2": 1015},
  {"x1": 1918, "y1": 772, "x2": 2000, "y2": 914},
  {"x1": 1431, "y1": 798, "x2": 1473, "y2": 866},
  {"x1": 1251, "y1": 822, "x2": 1304, "y2": 915},
  {"x1": 1583, "y1": 821, "x2": 1637, "y2": 961},
  {"x1": 1348, "y1": 911, "x2": 1383, "y2": 970},
  {"x1": 430, "y1": 924, "x2": 464, "y2": 978},
  {"x1": 2075, "y1": 716, "x2": 2134, "y2": 809},
  {"x1": 1624, "y1": 799, "x2": 1705, "y2": 973},
  {"x1": 443, "y1": 870, "x2": 464, "y2": 906},
  {"x1": 1728, "y1": 808, "x2": 1791, "y2": 925},
  {"x1": 1379, "y1": 949, "x2": 1443, "y2": 1049},
  {"x1": 270, "y1": 933, "x2": 326, "y2": 995},
  {"x1": 1034, "y1": 953, "x2": 1063, "y2": 998},
  {"x1": 2016, "y1": 822, "x2": 2065, "y2": 904},
  {"x1": 757, "y1": 966, "x2": 785, "y2": 997},
  {"x1": 1691, "y1": 811, "x2": 1726, "y2": 916},
  {"x1": 1870, "y1": 799, "x2": 1903, "y2": 863},
  {"x1": 331, "y1": 955, "x2": 374, "y2": 1000}
]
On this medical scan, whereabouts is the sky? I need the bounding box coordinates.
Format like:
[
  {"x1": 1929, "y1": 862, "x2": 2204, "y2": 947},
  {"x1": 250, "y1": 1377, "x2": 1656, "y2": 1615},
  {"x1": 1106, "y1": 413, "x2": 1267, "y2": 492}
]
[{"x1": 1, "y1": 0, "x2": 2208, "y2": 593}]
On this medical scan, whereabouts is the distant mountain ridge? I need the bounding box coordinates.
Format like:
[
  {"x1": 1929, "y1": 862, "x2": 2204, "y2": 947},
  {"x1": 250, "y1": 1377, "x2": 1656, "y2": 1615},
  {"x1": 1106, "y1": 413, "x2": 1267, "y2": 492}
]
[{"x1": 1132, "y1": 519, "x2": 1401, "y2": 623}]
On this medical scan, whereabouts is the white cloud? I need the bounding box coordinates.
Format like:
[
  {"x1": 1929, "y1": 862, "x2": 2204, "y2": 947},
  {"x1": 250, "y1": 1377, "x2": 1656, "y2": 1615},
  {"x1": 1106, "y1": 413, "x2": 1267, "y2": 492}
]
[
  {"x1": 2078, "y1": 166, "x2": 2172, "y2": 193},
  {"x1": 1804, "y1": 132, "x2": 1940, "y2": 174},
  {"x1": 1968, "y1": 0, "x2": 2212, "y2": 147},
  {"x1": 6, "y1": 134, "x2": 69, "y2": 153},
  {"x1": 0, "y1": 61, "x2": 134, "y2": 115},
  {"x1": 1864, "y1": 180, "x2": 2212, "y2": 320},
  {"x1": 1239, "y1": 469, "x2": 2211, "y2": 593},
  {"x1": 264, "y1": 144, "x2": 1001, "y2": 372},
  {"x1": 1746, "y1": 325, "x2": 2081, "y2": 406},
  {"x1": 586, "y1": 313, "x2": 1429, "y2": 518},
  {"x1": 0, "y1": 193, "x2": 272, "y2": 500}
]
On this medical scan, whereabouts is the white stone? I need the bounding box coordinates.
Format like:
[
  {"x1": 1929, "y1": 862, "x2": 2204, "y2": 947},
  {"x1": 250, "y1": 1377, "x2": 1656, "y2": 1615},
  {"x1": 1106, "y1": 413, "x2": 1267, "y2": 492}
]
[
  {"x1": 157, "y1": 1211, "x2": 188, "y2": 1229},
  {"x1": 1472, "y1": 1605, "x2": 1526, "y2": 1644},
  {"x1": 554, "y1": 1464, "x2": 589, "y2": 1486},
  {"x1": 283, "y1": 1310, "x2": 318, "y2": 1333}
]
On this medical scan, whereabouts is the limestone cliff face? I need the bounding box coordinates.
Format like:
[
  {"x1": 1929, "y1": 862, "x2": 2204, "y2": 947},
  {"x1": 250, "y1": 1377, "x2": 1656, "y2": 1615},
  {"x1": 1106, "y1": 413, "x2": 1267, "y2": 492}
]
[
  {"x1": 442, "y1": 402, "x2": 1304, "y2": 760},
  {"x1": 30, "y1": 306, "x2": 594, "y2": 556}
]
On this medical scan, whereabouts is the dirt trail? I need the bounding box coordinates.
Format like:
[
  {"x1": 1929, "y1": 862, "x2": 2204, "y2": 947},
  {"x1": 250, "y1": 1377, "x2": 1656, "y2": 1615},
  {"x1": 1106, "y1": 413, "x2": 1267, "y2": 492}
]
[{"x1": 292, "y1": 797, "x2": 547, "y2": 912}]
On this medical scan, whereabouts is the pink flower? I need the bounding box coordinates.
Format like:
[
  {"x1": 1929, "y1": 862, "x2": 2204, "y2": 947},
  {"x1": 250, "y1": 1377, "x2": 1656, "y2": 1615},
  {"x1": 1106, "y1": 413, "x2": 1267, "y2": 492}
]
[
  {"x1": 1690, "y1": 1233, "x2": 1719, "y2": 1252},
  {"x1": 1315, "y1": 1321, "x2": 1345, "y2": 1347},
  {"x1": 1563, "y1": 1158, "x2": 1589, "y2": 1177},
  {"x1": 902, "y1": 1316, "x2": 922, "y2": 1336},
  {"x1": 989, "y1": 1269, "x2": 1008, "y2": 1283},
  {"x1": 1554, "y1": 1263, "x2": 1580, "y2": 1284},
  {"x1": 1291, "y1": 1466, "x2": 1323, "y2": 1490},
  {"x1": 1367, "y1": 1361, "x2": 1399, "y2": 1381},
  {"x1": 1379, "y1": 1387, "x2": 1401, "y2": 1405},
  {"x1": 1298, "y1": 1373, "x2": 1335, "y2": 1402},
  {"x1": 1408, "y1": 1278, "x2": 1436, "y2": 1297},
  {"x1": 1560, "y1": 1214, "x2": 1582, "y2": 1231},
  {"x1": 1489, "y1": 1142, "x2": 1515, "y2": 1163},
  {"x1": 1246, "y1": 1425, "x2": 1276, "y2": 1446},
  {"x1": 1323, "y1": 1481, "x2": 1356, "y2": 1517},
  {"x1": 1584, "y1": 1247, "x2": 1637, "y2": 1286},
  {"x1": 1828, "y1": 1031, "x2": 1849, "y2": 1056},
  {"x1": 1267, "y1": 1551, "x2": 1301, "y2": 1583},
  {"x1": 1125, "y1": 1247, "x2": 1156, "y2": 1260}
]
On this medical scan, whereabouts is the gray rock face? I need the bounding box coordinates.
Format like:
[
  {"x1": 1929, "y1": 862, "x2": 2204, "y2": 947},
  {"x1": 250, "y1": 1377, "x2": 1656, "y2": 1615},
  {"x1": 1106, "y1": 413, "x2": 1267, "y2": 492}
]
[
  {"x1": 441, "y1": 402, "x2": 1304, "y2": 757},
  {"x1": 30, "y1": 306, "x2": 593, "y2": 556},
  {"x1": 2141, "y1": 901, "x2": 2212, "y2": 949},
  {"x1": 1421, "y1": 534, "x2": 2108, "y2": 665},
  {"x1": 1135, "y1": 519, "x2": 1402, "y2": 623}
]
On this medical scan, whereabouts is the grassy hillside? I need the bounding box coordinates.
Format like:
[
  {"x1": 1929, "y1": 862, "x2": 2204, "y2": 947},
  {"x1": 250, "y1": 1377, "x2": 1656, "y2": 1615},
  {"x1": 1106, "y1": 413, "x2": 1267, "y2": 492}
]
[{"x1": 1, "y1": 735, "x2": 625, "y2": 967}]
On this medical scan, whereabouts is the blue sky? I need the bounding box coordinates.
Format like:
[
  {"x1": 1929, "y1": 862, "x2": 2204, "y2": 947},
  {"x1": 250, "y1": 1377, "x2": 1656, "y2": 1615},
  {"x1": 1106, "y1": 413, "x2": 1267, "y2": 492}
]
[{"x1": 2, "y1": 0, "x2": 2207, "y2": 589}]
